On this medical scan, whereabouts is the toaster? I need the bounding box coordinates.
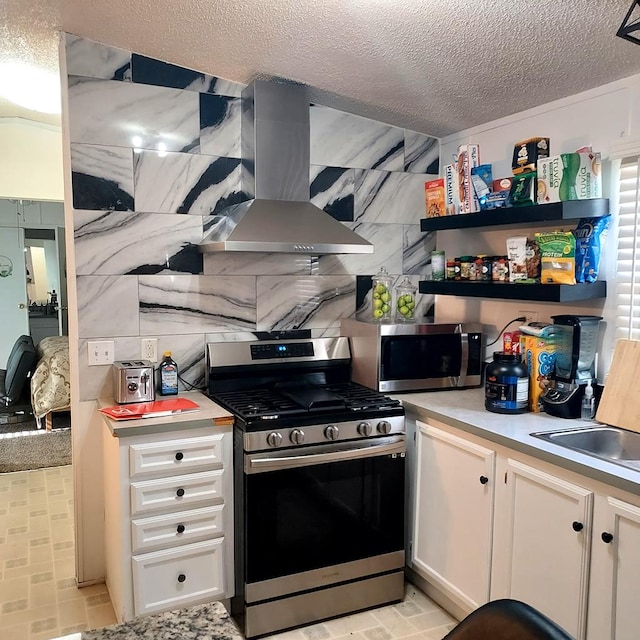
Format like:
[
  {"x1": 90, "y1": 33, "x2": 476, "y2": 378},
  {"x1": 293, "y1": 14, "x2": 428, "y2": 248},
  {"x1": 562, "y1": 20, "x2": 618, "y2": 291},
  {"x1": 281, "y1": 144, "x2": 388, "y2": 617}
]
[{"x1": 112, "y1": 360, "x2": 155, "y2": 404}]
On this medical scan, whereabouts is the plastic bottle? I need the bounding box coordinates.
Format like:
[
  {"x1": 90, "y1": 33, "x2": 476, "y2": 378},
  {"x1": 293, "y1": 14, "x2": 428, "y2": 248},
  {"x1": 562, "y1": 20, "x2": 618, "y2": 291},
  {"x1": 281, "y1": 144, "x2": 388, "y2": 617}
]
[
  {"x1": 159, "y1": 351, "x2": 179, "y2": 396},
  {"x1": 485, "y1": 352, "x2": 529, "y2": 414},
  {"x1": 581, "y1": 379, "x2": 595, "y2": 420}
]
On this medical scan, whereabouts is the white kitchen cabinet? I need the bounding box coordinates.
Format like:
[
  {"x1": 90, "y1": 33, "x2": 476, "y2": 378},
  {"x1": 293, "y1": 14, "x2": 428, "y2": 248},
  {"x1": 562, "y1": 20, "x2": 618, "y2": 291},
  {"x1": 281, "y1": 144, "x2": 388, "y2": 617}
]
[
  {"x1": 407, "y1": 412, "x2": 640, "y2": 640},
  {"x1": 491, "y1": 458, "x2": 593, "y2": 640},
  {"x1": 102, "y1": 422, "x2": 233, "y2": 622},
  {"x1": 587, "y1": 494, "x2": 640, "y2": 640},
  {"x1": 411, "y1": 419, "x2": 495, "y2": 614}
]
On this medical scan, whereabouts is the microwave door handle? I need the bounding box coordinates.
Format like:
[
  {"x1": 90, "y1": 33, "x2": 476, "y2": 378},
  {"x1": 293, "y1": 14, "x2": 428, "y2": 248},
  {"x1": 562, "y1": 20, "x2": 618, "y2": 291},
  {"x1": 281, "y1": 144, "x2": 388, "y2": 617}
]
[
  {"x1": 459, "y1": 333, "x2": 469, "y2": 387},
  {"x1": 246, "y1": 437, "x2": 405, "y2": 474}
]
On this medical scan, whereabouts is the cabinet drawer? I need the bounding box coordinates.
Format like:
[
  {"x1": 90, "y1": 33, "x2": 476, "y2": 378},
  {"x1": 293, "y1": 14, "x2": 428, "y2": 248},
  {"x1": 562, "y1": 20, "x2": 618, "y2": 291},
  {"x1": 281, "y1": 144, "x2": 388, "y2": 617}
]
[
  {"x1": 129, "y1": 433, "x2": 224, "y2": 478},
  {"x1": 132, "y1": 538, "x2": 225, "y2": 617},
  {"x1": 131, "y1": 504, "x2": 225, "y2": 554},
  {"x1": 130, "y1": 470, "x2": 224, "y2": 516}
]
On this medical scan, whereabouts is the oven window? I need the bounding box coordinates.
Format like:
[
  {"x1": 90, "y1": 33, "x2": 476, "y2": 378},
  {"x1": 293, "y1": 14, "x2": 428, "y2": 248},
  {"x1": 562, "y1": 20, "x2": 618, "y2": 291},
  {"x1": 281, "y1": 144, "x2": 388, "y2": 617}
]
[
  {"x1": 244, "y1": 454, "x2": 404, "y2": 583},
  {"x1": 381, "y1": 335, "x2": 462, "y2": 380}
]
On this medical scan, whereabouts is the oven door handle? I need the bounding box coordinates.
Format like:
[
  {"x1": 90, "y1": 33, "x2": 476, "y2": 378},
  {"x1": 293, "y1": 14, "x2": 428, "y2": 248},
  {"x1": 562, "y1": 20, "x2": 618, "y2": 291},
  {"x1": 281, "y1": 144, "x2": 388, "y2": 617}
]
[{"x1": 246, "y1": 436, "x2": 405, "y2": 473}]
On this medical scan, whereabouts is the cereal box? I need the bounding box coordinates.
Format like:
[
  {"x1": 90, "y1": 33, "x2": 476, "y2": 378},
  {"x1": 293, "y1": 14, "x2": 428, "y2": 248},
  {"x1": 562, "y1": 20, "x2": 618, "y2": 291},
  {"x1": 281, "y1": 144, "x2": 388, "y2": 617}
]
[
  {"x1": 523, "y1": 335, "x2": 556, "y2": 413},
  {"x1": 444, "y1": 163, "x2": 461, "y2": 215},
  {"x1": 537, "y1": 152, "x2": 602, "y2": 204},
  {"x1": 425, "y1": 179, "x2": 445, "y2": 218},
  {"x1": 457, "y1": 144, "x2": 480, "y2": 214}
]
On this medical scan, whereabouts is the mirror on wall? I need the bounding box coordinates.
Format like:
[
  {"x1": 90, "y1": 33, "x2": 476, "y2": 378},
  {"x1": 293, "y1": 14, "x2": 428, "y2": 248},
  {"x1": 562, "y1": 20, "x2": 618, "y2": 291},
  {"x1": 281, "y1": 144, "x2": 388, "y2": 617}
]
[{"x1": 0, "y1": 199, "x2": 67, "y2": 367}]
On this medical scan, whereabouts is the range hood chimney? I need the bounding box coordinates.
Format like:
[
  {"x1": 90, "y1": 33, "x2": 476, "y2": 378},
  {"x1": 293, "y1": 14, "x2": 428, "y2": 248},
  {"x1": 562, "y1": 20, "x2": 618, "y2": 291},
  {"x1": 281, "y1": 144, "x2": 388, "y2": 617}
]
[{"x1": 199, "y1": 80, "x2": 373, "y2": 254}]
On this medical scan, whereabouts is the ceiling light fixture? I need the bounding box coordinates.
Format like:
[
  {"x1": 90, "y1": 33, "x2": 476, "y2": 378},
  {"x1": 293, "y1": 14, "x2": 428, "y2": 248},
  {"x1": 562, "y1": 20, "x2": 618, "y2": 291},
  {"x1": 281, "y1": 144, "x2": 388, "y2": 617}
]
[
  {"x1": 618, "y1": 1, "x2": 640, "y2": 45},
  {"x1": 0, "y1": 62, "x2": 61, "y2": 114}
]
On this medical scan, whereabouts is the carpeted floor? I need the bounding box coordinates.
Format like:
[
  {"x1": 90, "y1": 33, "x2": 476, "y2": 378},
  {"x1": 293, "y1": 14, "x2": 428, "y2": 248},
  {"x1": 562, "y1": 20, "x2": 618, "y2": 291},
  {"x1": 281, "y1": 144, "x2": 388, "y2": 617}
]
[{"x1": 0, "y1": 411, "x2": 72, "y2": 473}]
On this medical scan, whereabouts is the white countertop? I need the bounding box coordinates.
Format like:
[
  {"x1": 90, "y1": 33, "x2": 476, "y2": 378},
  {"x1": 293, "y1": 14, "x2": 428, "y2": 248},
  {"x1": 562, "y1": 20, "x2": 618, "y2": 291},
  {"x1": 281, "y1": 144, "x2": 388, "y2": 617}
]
[
  {"x1": 398, "y1": 388, "x2": 640, "y2": 495},
  {"x1": 99, "y1": 391, "x2": 233, "y2": 437}
]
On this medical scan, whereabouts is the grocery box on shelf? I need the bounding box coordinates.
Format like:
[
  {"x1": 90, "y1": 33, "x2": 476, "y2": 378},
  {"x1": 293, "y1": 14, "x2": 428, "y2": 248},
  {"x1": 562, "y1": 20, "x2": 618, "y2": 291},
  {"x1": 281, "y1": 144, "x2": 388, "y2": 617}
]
[
  {"x1": 425, "y1": 178, "x2": 445, "y2": 217},
  {"x1": 457, "y1": 144, "x2": 480, "y2": 214},
  {"x1": 537, "y1": 152, "x2": 602, "y2": 204},
  {"x1": 444, "y1": 163, "x2": 461, "y2": 215}
]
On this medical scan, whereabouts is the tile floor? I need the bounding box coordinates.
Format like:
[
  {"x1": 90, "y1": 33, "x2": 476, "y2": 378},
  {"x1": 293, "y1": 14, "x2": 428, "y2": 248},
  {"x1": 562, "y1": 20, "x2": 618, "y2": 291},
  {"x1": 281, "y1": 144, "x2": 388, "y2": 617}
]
[
  {"x1": 0, "y1": 465, "x2": 117, "y2": 640},
  {"x1": 0, "y1": 465, "x2": 457, "y2": 640}
]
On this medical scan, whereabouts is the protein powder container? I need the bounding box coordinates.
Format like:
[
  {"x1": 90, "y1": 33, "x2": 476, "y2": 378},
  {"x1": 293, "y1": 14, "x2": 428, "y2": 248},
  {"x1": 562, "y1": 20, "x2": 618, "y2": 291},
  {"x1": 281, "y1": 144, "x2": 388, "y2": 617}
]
[{"x1": 485, "y1": 352, "x2": 529, "y2": 414}]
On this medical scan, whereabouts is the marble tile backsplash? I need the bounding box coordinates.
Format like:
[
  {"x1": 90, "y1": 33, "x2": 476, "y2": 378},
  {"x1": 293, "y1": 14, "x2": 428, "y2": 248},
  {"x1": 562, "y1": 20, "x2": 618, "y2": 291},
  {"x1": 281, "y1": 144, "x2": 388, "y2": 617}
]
[{"x1": 64, "y1": 33, "x2": 439, "y2": 400}]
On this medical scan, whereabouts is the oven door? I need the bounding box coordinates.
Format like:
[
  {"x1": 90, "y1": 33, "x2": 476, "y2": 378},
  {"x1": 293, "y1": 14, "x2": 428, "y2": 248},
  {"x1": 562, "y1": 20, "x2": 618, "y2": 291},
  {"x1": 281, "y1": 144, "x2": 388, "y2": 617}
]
[{"x1": 242, "y1": 435, "x2": 405, "y2": 602}]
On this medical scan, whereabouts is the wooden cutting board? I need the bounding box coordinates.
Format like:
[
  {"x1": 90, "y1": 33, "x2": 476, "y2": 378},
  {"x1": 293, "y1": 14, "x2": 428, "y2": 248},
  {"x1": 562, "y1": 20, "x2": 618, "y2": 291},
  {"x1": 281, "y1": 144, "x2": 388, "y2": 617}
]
[{"x1": 596, "y1": 339, "x2": 640, "y2": 431}]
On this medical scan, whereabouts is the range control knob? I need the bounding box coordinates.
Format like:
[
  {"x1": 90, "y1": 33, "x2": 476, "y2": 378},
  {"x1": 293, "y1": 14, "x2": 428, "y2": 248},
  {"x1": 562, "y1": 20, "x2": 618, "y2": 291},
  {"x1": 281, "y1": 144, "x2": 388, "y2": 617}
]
[
  {"x1": 290, "y1": 429, "x2": 305, "y2": 445},
  {"x1": 325, "y1": 425, "x2": 340, "y2": 441},
  {"x1": 377, "y1": 420, "x2": 392, "y2": 435},
  {"x1": 358, "y1": 422, "x2": 372, "y2": 436},
  {"x1": 266, "y1": 432, "x2": 283, "y2": 448}
]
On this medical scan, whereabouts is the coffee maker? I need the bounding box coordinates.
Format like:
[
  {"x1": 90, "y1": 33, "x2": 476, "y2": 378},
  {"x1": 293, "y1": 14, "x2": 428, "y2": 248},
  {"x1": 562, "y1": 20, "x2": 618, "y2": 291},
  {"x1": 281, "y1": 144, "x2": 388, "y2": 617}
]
[{"x1": 541, "y1": 315, "x2": 602, "y2": 419}]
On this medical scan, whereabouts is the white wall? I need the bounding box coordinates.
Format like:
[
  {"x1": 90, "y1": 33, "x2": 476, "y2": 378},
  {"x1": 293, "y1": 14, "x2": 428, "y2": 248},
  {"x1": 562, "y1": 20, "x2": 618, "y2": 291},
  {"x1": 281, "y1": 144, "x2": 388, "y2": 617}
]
[
  {"x1": 437, "y1": 73, "x2": 640, "y2": 376},
  {"x1": 0, "y1": 118, "x2": 64, "y2": 201}
]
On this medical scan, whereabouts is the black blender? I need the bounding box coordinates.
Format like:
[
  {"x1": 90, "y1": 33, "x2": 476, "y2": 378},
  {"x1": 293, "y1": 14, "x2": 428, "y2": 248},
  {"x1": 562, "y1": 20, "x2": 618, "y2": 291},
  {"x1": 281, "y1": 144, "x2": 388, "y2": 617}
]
[{"x1": 541, "y1": 315, "x2": 602, "y2": 419}]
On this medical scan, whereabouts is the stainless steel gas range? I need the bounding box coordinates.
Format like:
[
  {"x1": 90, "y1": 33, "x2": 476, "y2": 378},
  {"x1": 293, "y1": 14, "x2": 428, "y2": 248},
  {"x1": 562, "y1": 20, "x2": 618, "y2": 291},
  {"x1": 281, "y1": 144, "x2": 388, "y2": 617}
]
[{"x1": 206, "y1": 337, "x2": 406, "y2": 638}]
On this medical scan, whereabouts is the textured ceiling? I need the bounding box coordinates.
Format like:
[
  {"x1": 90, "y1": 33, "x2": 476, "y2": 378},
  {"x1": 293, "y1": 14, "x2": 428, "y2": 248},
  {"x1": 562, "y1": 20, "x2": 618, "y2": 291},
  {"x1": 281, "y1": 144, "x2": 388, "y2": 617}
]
[{"x1": 2, "y1": 0, "x2": 640, "y2": 136}]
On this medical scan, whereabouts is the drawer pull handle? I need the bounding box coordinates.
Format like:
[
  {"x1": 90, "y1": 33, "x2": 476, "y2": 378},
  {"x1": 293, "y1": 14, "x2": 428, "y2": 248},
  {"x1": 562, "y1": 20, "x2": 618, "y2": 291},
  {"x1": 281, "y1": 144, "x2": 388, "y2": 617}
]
[
  {"x1": 572, "y1": 521, "x2": 584, "y2": 532},
  {"x1": 175, "y1": 452, "x2": 184, "y2": 461},
  {"x1": 601, "y1": 531, "x2": 614, "y2": 544},
  {"x1": 177, "y1": 573, "x2": 186, "y2": 583},
  {"x1": 479, "y1": 475, "x2": 489, "y2": 485},
  {"x1": 176, "y1": 488, "x2": 185, "y2": 498},
  {"x1": 177, "y1": 524, "x2": 185, "y2": 534}
]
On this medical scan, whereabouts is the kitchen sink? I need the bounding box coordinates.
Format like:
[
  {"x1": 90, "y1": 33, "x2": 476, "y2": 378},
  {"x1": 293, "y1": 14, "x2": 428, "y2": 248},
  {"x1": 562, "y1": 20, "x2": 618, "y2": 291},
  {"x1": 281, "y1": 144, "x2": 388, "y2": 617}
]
[{"x1": 531, "y1": 426, "x2": 640, "y2": 472}]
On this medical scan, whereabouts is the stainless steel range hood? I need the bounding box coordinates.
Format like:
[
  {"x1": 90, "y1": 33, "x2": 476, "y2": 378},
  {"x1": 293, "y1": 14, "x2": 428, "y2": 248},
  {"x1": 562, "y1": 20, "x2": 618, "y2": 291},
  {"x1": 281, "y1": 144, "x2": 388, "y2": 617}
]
[{"x1": 199, "y1": 81, "x2": 373, "y2": 255}]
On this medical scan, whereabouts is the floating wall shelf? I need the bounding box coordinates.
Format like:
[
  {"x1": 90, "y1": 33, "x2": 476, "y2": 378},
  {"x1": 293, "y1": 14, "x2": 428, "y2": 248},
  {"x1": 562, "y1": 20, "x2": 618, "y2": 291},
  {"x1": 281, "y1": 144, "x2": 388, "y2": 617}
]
[
  {"x1": 420, "y1": 198, "x2": 610, "y2": 232},
  {"x1": 418, "y1": 280, "x2": 607, "y2": 302}
]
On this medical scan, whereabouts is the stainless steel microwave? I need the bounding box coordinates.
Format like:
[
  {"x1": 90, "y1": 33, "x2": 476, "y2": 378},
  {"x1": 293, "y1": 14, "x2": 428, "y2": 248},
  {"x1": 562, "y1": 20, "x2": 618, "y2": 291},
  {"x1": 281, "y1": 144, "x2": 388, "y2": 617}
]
[{"x1": 341, "y1": 318, "x2": 484, "y2": 393}]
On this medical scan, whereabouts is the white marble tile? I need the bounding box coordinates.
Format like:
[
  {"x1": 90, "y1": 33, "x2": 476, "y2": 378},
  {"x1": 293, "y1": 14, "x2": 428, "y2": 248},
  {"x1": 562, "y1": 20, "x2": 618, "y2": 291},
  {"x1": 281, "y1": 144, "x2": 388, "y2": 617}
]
[
  {"x1": 310, "y1": 105, "x2": 404, "y2": 172},
  {"x1": 310, "y1": 166, "x2": 355, "y2": 221},
  {"x1": 203, "y1": 252, "x2": 311, "y2": 276},
  {"x1": 200, "y1": 95, "x2": 241, "y2": 158},
  {"x1": 316, "y1": 223, "x2": 403, "y2": 276},
  {"x1": 404, "y1": 131, "x2": 439, "y2": 174},
  {"x1": 355, "y1": 169, "x2": 427, "y2": 225},
  {"x1": 134, "y1": 151, "x2": 242, "y2": 215},
  {"x1": 130, "y1": 53, "x2": 245, "y2": 97},
  {"x1": 71, "y1": 144, "x2": 134, "y2": 211},
  {"x1": 74, "y1": 210, "x2": 204, "y2": 275},
  {"x1": 77, "y1": 276, "x2": 140, "y2": 338},
  {"x1": 403, "y1": 226, "x2": 435, "y2": 276},
  {"x1": 65, "y1": 34, "x2": 131, "y2": 81},
  {"x1": 257, "y1": 276, "x2": 355, "y2": 331},
  {"x1": 139, "y1": 275, "x2": 256, "y2": 334},
  {"x1": 77, "y1": 336, "x2": 140, "y2": 401},
  {"x1": 77, "y1": 332, "x2": 207, "y2": 399},
  {"x1": 68, "y1": 76, "x2": 199, "y2": 152}
]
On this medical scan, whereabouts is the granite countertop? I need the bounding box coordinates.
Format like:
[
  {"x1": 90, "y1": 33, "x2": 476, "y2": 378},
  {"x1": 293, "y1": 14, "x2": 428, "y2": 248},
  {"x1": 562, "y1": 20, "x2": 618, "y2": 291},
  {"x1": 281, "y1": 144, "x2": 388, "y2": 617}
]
[
  {"x1": 398, "y1": 388, "x2": 640, "y2": 495},
  {"x1": 54, "y1": 600, "x2": 242, "y2": 640},
  {"x1": 99, "y1": 391, "x2": 233, "y2": 438}
]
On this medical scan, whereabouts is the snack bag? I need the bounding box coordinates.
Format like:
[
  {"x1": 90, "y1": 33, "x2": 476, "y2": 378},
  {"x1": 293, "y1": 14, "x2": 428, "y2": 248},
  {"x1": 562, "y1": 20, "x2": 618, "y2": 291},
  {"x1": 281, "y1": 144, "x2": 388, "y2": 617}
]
[
  {"x1": 536, "y1": 232, "x2": 576, "y2": 284},
  {"x1": 573, "y1": 215, "x2": 610, "y2": 283}
]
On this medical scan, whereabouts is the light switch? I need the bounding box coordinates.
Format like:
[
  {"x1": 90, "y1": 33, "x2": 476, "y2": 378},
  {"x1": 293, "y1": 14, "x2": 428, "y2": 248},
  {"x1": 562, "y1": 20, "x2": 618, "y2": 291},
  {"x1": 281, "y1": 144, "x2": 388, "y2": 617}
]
[{"x1": 88, "y1": 340, "x2": 115, "y2": 366}]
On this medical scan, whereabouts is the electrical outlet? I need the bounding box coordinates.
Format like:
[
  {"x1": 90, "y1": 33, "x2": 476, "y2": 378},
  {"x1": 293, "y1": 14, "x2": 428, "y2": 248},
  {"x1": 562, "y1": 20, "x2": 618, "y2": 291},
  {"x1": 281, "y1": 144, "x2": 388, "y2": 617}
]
[
  {"x1": 87, "y1": 340, "x2": 115, "y2": 366},
  {"x1": 141, "y1": 338, "x2": 158, "y2": 363},
  {"x1": 518, "y1": 310, "x2": 539, "y2": 324}
]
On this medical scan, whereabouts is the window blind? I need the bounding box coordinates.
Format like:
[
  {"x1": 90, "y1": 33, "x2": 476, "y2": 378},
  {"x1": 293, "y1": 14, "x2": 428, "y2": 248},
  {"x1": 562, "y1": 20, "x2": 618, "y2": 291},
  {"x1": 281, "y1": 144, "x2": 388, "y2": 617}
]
[{"x1": 617, "y1": 157, "x2": 640, "y2": 340}]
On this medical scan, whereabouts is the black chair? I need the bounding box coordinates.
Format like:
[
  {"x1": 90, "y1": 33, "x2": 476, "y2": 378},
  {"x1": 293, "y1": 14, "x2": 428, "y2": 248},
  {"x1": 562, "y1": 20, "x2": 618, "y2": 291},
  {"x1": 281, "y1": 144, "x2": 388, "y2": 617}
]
[
  {"x1": 0, "y1": 334, "x2": 38, "y2": 420},
  {"x1": 443, "y1": 599, "x2": 575, "y2": 640}
]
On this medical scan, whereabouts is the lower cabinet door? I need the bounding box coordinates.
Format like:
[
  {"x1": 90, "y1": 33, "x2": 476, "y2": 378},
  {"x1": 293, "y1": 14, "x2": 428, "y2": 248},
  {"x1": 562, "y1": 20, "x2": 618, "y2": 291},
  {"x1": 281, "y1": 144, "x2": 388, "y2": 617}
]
[
  {"x1": 131, "y1": 504, "x2": 225, "y2": 554},
  {"x1": 132, "y1": 538, "x2": 225, "y2": 616}
]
